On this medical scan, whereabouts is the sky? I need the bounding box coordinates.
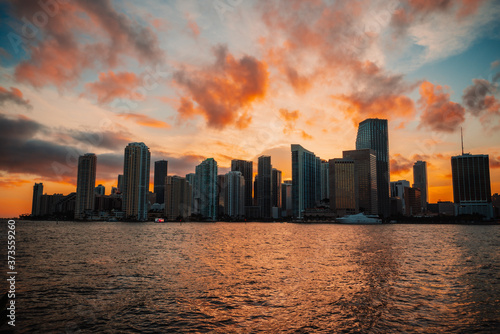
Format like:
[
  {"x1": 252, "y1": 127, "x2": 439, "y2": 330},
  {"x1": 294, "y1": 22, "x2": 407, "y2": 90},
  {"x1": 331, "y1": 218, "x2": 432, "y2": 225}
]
[{"x1": 0, "y1": 0, "x2": 500, "y2": 218}]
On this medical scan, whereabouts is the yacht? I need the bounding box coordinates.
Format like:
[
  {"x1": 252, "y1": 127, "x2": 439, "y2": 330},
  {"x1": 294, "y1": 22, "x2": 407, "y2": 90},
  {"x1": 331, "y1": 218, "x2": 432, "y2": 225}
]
[{"x1": 336, "y1": 213, "x2": 382, "y2": 224}]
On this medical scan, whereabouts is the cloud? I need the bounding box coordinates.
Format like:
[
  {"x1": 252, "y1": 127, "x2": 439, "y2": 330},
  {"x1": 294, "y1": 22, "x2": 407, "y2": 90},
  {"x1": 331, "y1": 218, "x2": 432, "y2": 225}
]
[
  {"x1": 85, "y1": 71, "x2": 143, "y2": 104},
  {"x1": 118, "y1": 113, "x2": 171, "y2": 129},
  {"x1": 10, "y1": 0, "x2": 164, "y2": 88},
  {"x1": 390, "y1": 153, "x2": 414, "y2": 176},
  {"x1": 69, "y1": 130, "x2": 131, "y2": 150},
  {"x1": 491, "y1": 156, "x2": 500, "y2": 169},
  {"x1": 278, "y1": 108, "x2": 312, "y2": 139},
  {"x1": 462, "y1": 78, "x2": 500, "y2": 129},
  {"x1": 418, "y1": 81, "x2": 465, "y2": 132},
  {"x1": 0, "y1": 86, "x2": 32, "y2": 109},
  {"x1": 333, "y1": 61, "x2": 418, "y2": 124},
  {"x1": 173, "y1": 45, "x2": 268, "y2": 129}
]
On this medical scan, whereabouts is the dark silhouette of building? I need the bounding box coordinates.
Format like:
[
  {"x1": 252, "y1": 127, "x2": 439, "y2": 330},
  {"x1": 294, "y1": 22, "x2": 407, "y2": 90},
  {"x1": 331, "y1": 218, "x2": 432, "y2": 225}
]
[
  {"x1": 451, "y1": 153, "x2": 493, "y2": 219},
  {"x1": 154, "y1": 160, "x2": 168, "y2": 204},
  {"x1": 413, "y1": 161, "x2": 428, "y2": 212},
  {"x1": 32, "y1": 183, "x2": 43, "y2": 217},
  {"x1": 75, "y1": 153, "x2": 97, "y2": 220},
  {"x1": 257, "y1": 156, "x2": 272, "y2": 218},
  {"x1": 356, "y1": 118, "x2": 390, "y2": 218},
  {"x1": 291, "y1": 144, "x2": 321, "y2": 218},
  {"x1": 404, "y1": 187, "x2": 422, "y2": 216},
  {"x1": 329, "y1": 158, "x2": 358, "y2": 216},
  {"x1": 123, "y1": 142, "x2": 151, "y2": 221},
  {"x1": 231, "y1": 159, "x2": 253, "y2": 207}
]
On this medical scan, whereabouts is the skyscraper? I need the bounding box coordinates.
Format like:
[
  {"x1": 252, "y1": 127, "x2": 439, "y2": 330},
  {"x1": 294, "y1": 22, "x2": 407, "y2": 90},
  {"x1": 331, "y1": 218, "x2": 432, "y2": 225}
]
[
  {"x1": 165, "y1": 176, "x2": 192, "y2": 220},
  {"x1": 95, "y1": 184, "x2": 105, "y2": 195},
  {"x1": 225, "y1": 171, "x2": 245, "y2": 218},
  {"x1": 451, "y1": 153, "x2": 493, "y2": 219},
  {"x1": 123, "y1": 142, "x2": 151, "y2": 221},
  {"x1": 343, "y1": 149, "x2": 378, "y2": 214},
  {"x1": 272, "y1": 168, "x2": 282, "y2": 209},
  {"x1": 413, "y1": 161, "x2": 428, "y2": 212},
  {"x1": 329, "y1": 159, "x2": 358, "y2": 216},
  {"x1": 231, "y1": 159, "x2": 253, "y2": 207},
  {"x1": 281, "y1": 181, "x2": 293, "y2": 217},
  {"x1": 257, "y1": 156, "x2": 272, "y2": 218},
  {"x1": 356, "y1": 118, "x2": 390, "y2": 217},
  {"x1": 291, "y1": 144, "x2": 321, "y2": 218},
  {"x1": 75, "y1": 153, "x2": 97, "y2": 220},
  {"x1": 154, "y1": 160, "x2": 168, "y2": 204},
  {"x1": 117, "y1": 174, "x2": 124, "y2": 193},
  {"x1": 32, "y1": 183, "x2": 43, "y2": 217},
  {"x1": 390, "y1": 180, "x2": 410, "y2": 215},
  {"x1": 195, "y1": 158, "x2": 218, "y2": 220},
  {"x1": 320, "y1": 160, "x2": 329, "y2": 202}
]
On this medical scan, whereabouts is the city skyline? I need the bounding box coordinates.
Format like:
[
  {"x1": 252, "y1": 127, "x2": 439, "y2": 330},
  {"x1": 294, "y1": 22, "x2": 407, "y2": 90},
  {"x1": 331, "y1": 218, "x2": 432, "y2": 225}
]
[{"x1": 1, "y1": 0, "x2": 500, "y2": 217}]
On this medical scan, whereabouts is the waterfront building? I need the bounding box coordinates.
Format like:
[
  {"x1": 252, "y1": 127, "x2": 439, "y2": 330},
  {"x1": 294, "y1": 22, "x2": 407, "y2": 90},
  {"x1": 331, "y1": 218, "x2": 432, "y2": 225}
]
[
  {"x1": 95, "y1": 184, "x2": 105, "y2": 196},
  {"x1": 390, "y1": 180, "x2": 410, "y2": 215},
  {"x1": 225, "y1": 171, "x2": 245, "y2": 218},
  {"x1": 356, "y1": 118, "x2": 390, "y2": 217},
  {"x1": 154, "y1": 160, "x2": 168, "y2": 204},
  {"x1": 32, "y1": 183, "x2": 43, "y2": 217},
  {"x1": 404, "y1": 187, "x2": 422, "y2": 216},
  {"x1": 451, "y1": 153, "x2": 493, "y2": 219},
  {"x1": 75, "y1": 153, "x2": 97, "y2": 220},
  {"x1": 413, "y1": 161, "x2": 428, "y2": 212},
  {"x1": 123, "y1": 142, "x2": 151, "y2": 221},
  {"x1": 231, "y1": 159, "x2": 253, "y2": 207},
  {"x1": 291, "y1": 144, "x2": 321, "y2": 218},
  {"x1": 320, "y1": 160, "x2": 329, "y2": 202},
  {"x1": 281, "y1": 181, "x2": 293, "y2": 217},
  {"x1": 195, "y1": 158, "x2": 218, "y2": 220},
  {"x1": 257, "y1": 156, "x2": 272, "y2": 218},
  {"x1": 165, "y1": 176, "x2": 192, "y2": 220},
  {"x1": 272, "y1": 168, "x2": 282, "y2": 209},
  {"x1": 329, "y1": 158, "x2": 358, "y2": 216}
]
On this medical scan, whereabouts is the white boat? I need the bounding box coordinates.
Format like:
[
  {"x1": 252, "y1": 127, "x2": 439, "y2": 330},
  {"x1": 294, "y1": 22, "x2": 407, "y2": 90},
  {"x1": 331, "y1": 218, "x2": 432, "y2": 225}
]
[{"x1": 336, "y1": 213, "x2": 382, "y2": 224}]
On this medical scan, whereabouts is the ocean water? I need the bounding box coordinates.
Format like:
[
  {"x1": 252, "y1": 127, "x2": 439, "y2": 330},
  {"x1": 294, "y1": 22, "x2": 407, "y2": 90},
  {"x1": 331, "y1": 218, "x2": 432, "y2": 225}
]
[{"x1": 2, "y1": 221, "x2": 500, "y2": 333}]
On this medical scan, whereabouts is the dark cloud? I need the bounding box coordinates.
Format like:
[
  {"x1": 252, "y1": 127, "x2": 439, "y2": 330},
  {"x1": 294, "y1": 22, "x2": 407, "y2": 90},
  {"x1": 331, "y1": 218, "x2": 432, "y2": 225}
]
[
  {"x1": 0, "y1": 86, "x2": 31, "y2": 109},
  {"x1": 70, "y1": 130, "x2": 131, "y2": 151}
]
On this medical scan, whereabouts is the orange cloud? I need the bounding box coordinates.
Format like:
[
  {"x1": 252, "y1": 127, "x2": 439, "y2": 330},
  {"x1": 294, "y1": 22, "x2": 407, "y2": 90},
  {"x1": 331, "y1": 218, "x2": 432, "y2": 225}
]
[
  {"x1": 118, "y1": 113, "x2": 171, "y2": 129},
  {"x1": 12, "y1": 0, "x2": 163, "y2": 88},
  {"x1": 491, "y1": 156, "x2": 500, "y2": 169},
  {"x1": 173, "y1": 45, "x2": 268, "y2": 129},
  {"x1": 418, "y1": 81, "x2": 465, "y2": 132},
  {"x1": 187, "y1": 17, "x2": 200, "y2": 37},
  {"x1": 279, "y1": 108, "x2": 300, "y2": 122},
  {"x1": 0, "y1": 86, "x2": 31, "y2": 108},
  {"x1": 390, "y1": 153, "x2": 414, "y2": 176},
  {"x1": 86, "y1": 71, "x2": 143, "y2": 104}
]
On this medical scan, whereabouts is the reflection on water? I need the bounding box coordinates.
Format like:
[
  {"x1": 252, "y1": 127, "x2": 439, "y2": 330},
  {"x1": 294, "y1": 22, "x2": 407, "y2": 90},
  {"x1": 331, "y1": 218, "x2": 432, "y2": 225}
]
[{"x1": 2, "y1": 222, "x2": 499, "y2": 333}]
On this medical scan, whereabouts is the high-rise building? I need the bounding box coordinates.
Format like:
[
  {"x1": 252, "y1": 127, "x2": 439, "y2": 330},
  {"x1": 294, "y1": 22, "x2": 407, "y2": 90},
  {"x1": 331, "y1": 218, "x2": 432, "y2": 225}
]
[
  {"x1": 356, "y1": 118, "x2": 390, "y2": 217},
  {"x1": 154, "y1": 160, "x2": 168, "y2": 204},
  {"x1": 390, "y1": 180, "x2": 410, "y2": 215},
  {"x1": 343, "y1": 149, "x2": 378, "y2": 214},
  {"x1": 404, "y1": 186, "x2": 422, "y2": 216},
  {"x1": 413, "y1": 161, "x2": 428, "y2": 212},
  {"x1": 117, "y1": 174, "x2": 124, "y2": 193},
  {"x1": 186, "y1": 173, "x2": 197, "y2": 214},
  {"x1": 272, "y1": 168, "x2": 282, "y2": 209},
  {"x1": 75, "y1": 153, "x2": 97, "y2": 219},
  {"x1": 195, "y1": 158, "x2": 218, "y2": 220},
  {"x1": 32, "y1": 183, "x2": 43, "y2": 217},
  {"x1": 95, "y1": 184, "x2": 105, "y2": 196},
  {"x1": 257, "y1": 156, "x2": 272, "y2": 218},
  {"x1": 231, "y1": 159, "x2": 253, "y2": 207},
  {"x1": 291, "y1": 144, "x2": 321, "y2": 218},
  {"x1": 329, "y1": 159, "x2": 358, "y2": 216},
  {"x1": 281, "y1": 181, "x2": 293, "y2": 217},
  {"x1": 451, "y1": 154, "x2": 493, "y2": 219},
  {"x1": 225, "y1": 171, "x2": 245, "y2": 218},
  {"x1": 253, "y1": 175, "x2": 259, "y2": 206},
  {"x1": 320, "y1": 160, "x2": 329, "y2": 202},
  {"x1": 165, "y1": 176, "x2": 192, "y2": 220},
  {"x1": 217, "y1": 174, "x2": 227, "y2": 217},
  {"x1": 123, "y1": 142, "x2": 151, "y2": 221}
]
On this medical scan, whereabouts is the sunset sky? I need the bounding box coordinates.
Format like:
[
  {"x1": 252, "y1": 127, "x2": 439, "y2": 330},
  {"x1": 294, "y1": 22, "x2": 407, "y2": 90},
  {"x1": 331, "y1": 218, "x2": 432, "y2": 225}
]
[{"x1": 1, "y1": 0, "x2": 500, "y2": 217}]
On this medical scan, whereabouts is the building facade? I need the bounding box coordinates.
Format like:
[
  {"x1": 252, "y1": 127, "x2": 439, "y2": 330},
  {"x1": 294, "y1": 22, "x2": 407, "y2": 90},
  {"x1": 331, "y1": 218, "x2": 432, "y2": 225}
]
[
  {"x1": 281, "y1": 181, "x2": 293, "y2": 217},
  {"x1": 356, "y1": 118, "x2": 390, "y2": 217},
  {"x1": 123, "y1": 142, "x2": 151, "y2": 221},
  {"x1": 320, "y1": 160, "x2": 329, "y2": 202},
  {"x1": 225, "y1": 171, "x2": 245, "y2": 218},
  {"x1": 291, "y1": 144, "x2": 321, "y2": 218},
  {"x1": 451, "y1": 154, "x2": 493, "y2": 219},
  {"x1": 195, "y1": 158, "x2": 218, "y2": 220},
  {"x1": 413, "y1": 160, "x2": 428, "y2": 212},
  {"x1": 231, "y1": 159, "x2": 253, "y2": 208},
  {"x1": 75, "y1": 153, "x2": 97, "y2": 220},
  {"x1": 257, "y1": 156, "x2": 272, "y2": 218},
  {"x1": 154, "y1": 160, "x2": 168, "y2": 204},
  {"x1": 343, "y1": 149, "x2": 378, "y2": 215},
  {"x1": 165, "y1": 176, "x2": 192, "y2": 220},
  {"x1": 329, "y1": 159, "x2": 358, "y2": 216},
  {"x1": 32, "y1": 183, "x2": 43, "y2": 217}
]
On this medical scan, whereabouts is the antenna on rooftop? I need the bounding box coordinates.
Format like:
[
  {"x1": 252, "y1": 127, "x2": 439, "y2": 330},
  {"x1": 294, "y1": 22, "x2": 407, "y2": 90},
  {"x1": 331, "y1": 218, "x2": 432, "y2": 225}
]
[{"x1": 461, "y1": 127, "x2": 464, "y2": 155}]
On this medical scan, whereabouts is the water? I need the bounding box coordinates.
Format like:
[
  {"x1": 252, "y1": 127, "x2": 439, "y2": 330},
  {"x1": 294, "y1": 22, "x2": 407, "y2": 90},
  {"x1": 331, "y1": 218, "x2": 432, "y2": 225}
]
[{"x1": 2, "y1": 221, "x2": 500, "y2": 333}]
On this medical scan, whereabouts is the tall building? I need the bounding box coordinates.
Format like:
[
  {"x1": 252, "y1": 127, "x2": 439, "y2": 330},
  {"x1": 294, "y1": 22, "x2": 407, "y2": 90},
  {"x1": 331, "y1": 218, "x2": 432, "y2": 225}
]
[
  {"x1": 329, "y1": 159, "x2": 358, "y2": 216},
  {"x1": 95, "y1": 184, "x2": 105, "y2": 196},
  {"x1": 281, "y1": 181, "x2": 293, "y2": 217},
  {"x1": 123, "y1": 142, "x2": 151, "y2": 221},
  {"x1": 154, "y1": 160, "x2": 168, "y2": 204},
  {"x1": 225, "y1": 171, "x2": 245, "y2": 218},
  {"x1": 195, "y1": 158, "x2": 218, "y2": 220},
  {"x1": 217, "y1": 174, "x2": 227, "y2": 216},
  {"x1": 75, "y1": 153, "x2": 97, "y2": 220},
  {"x1": 117, "y1": 174, "x2": 124, "y2": 193},
  {"x1": 343, "y1": 149, "x2": 378, "y2": 214},
  {"x1": 451, "y1": 154, "x2": 493, "y2": 219},
  {"x1": 404, "y1": 187, "x2": 422, "y2": 216},
  {"x1": 356, "y1": 118, "x2": 390, "y2": 217},
  {"x1": 186, "y1": 173, "x2": 197, "y2": 214},
  {"x1": 32, "y1": 183, "x2": 43, "y2": 217},
  {"x1": 272, "y1": 168, "x2": 282, "y2": 209},
  {"x1": 253, "y1": 175, "x2": 259, "y2": 206},
  {"x1": 165, "y1": 176, "x2": 192, "y2": 220},
  {"x1": 291, "y1": 144, "x2": 322, "y2": 218},
  {"x1": 257, "y1": 156, "x2": 272, "y2": 218},
  {"x1": 231, "y1": 159, "x2": 253, "y2": 207},
  {"x1": 320, "y1": 160, "x2": 329, "y2": 202},
  {"x1": 390, "y1": 180, "x2": 410, "y2": 215},
  {"x1": 413, "y1": 161, "x2": 428, "y2": 212}
]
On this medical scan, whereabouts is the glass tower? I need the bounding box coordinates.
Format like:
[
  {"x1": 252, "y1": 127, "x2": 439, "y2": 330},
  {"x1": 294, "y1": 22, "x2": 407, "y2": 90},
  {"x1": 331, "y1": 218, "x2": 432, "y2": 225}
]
[
  {"x1": 291, "y1": 144, "x2": 321, "y2": 218},
  {"x1": 123, "y1": 143, "x2": 151, "y2": 221},
  {"x1": 195, "y1": 158, "x2": 218, "y2": 220},
  {"x1": 75, "y1": 153, "x2": 97, "y2": 220},
  {"x1": 231, "y1": 159, "x2": 253, "y2": 207},
  {"x1": 413, "y1": 161, "x2": 428, "y2": 212},
  {"x1": 154, "y1": 160, "x2": 168, "y2": 204},
  {"x1": 356, "y1": 118, "x2": 390, "y2": 218}
]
